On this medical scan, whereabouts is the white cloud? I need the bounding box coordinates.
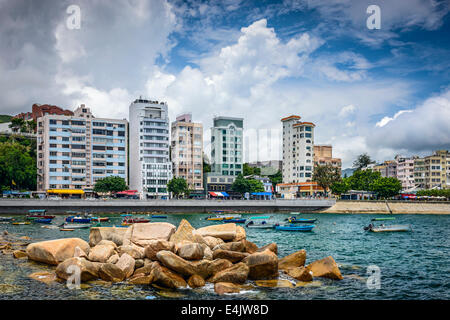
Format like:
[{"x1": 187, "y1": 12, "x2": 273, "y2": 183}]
[{"x1": 375, "y1": 109, "x2": 413, "y2": 127}]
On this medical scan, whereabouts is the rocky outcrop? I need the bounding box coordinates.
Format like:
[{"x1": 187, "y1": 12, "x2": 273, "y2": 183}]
[
  {"x1": 177, "y1": 242, "x2": 204, "y2": 260},
  {"x1": 156, "y1": 250, "x2": 196, "y2": 277},
  {"x1": 212, "y1": 249, "x2": 249, "y2": 263},
  {"x1": 213, "y1": 241, "x2": 245, "y2": 252},
  {"x1": 195, "y1": 224, "x2": 237, "y2": 241},
  {"x1": 203, "y1": 236, "x2": 225, "y2": 249},
  {"x1": 123, "y1": 222, "x2": 176, "y2": 247},
  {"x1": 169, "y1": 219, "x2": 196, "y2": 244},
  {"x1": 214, "y1": 282, "x2": 242, "y2": 295},
  {"x1": 305, "y1": 256, "x2": 343, "y2": 280},
  {"x1": 13, "y1": 250, "x2": 27, "y2": 259},
  {"x1": 257, "y1": 243, "x2": 278, "y2": 255},
  {"x1": 89, "y1": 227, "x2": 127, "y2": 247},
  {"x1": 116, "y1": 253, "x2": 135, "y2": 279},
  {"x1": 106, "y1": 254, "x2": 119, "y2": 264},
  {"x1": 55, "y1": 257, "x2": 100, "y2": 281},
  {"x1": 151, "y1": 264, "x2": 187, "y2": 289},
  {"x1": 286, "y1": 266, "x2": 313, "y2": 282},
  {"x1": 118, "y1": 244, "x2": 145, "y2": 259},
  {"x1": 278, "y1": 249, "x2": 306, "y2": 270},
  {"x1": 255, "y1": 279, "x2": 294, "y2": 288},
  {"x1": 88, "y1": 244, "x2": 115, "y2": 263},
  {"x1": 233, "y1": 226, "x2": 246, "y2": 242},
  {"x1": 128, "y1": 274, "x2": 154, "y2": 285},
  {"x1": 73, "y1": 246, "x2": 88, "y2": 259},
  {"x1": 98, "y1": 263, "x2": 126, "y2": 282},
  {"x1": 26, "y1": 238, "x2": 90, "y2": 265},
  {"x1": 187, "y1": 275, "x2": 205, "y2": 288},
  {"x1": 208, "y1": 262, "x2": 249, "y2": 284},
  {"x1": 144, "y1": 240, "x2": 175, "y2": 260},
  {"x1": 242, "y1": 249, "x2": 278, "y2": 280},
  {"x1": 241, "y1": 240, "x2": 258, "y2": 254}
]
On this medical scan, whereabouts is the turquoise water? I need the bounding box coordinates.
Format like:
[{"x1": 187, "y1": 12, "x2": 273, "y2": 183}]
[{"x1": 1, "y1": 213, "x2": 449, "y2": 300}]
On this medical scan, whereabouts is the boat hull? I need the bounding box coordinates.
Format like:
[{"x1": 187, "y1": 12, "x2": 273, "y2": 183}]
[
  {"x1": 369, "y1": 225, "x2": 411, "y2": 232},
  {"x1": 275, "y1": 225, "x2": 315, "y2": 232}
]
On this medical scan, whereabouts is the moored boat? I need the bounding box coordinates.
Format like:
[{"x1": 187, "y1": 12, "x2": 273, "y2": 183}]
[
  {"x1": 275, "y1": 224, "x2": 315, "y2": 232},
  {"x1": 12, "y1": 222, "x2": 31, "y2": 225},
  {"x1": 65, "y1": 216, "x2": 91, "y2": 223},
  {"x1": 245, "y1": 220, "x2": 279, "y2": 229},
  {"x1": 90, "y1": 217, "x2": 110, "y2": 222},
  {"x1": 26, "y1": 209, "x2": 55, "y2": 220},
  {"x1": 285, "y1": 217, "x2": 317, "y2": 224},
  {"x1": 34, "y1": 218, "x2": 53, "y2": 224},
  {"x1": 206, "y1": 214, "x2": 242, "y2": 221},
  {"x1": 365, "y1": 224, "x2": 411, "y2": 232},
  {"x1": 151, "y1": 215, "x2": 167, "y2": 219},
  {"x1": 122, "y1": 217, "x2": 150, "y2": 225},
  {"x1": 0, "y1": 217, "x2": 13, "y2": 222},
  {"x1": 371, "y1": 217, "x2": 396, "y2": 221},
  {"x1": 225, "y1": 218, "x2": 246, "y2": 223},
  {"x1": 60, "y1": 223, "x2": 91, "y2": 229}
]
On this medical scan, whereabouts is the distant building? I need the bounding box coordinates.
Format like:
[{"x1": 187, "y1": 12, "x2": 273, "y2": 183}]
[
  {"x1": 276, "y1": 182, "x2": 324, "y2": 199},
  {"x1": 395, "y1": 155, "x2": 416, "y2": 191},
  {"x1": 281, "y1": 115, "x2": 315, "y2": 183},
  {"x1": 248, "y1": 160, "x2": 282, "y2": 176},
  {"x1": 313, "y1": 145, "x2": 342, "y2": 173},
  {"x1": 129, "y1": 98, "x2": 172, "y2": 199},
  {"x1": 15, "y1": 104, "x2": 74, "y2": 122},
  {"x1": 171, "y1": 113, "x2": 203, "y2": 192},
  {"x1": 414, "y1": 150, "x2": 450, "y2": 189},
  {"x1": 36, "y1": 105, "x2": 128, "y2": 192}
]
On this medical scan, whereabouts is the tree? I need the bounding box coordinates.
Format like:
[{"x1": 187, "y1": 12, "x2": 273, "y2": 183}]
[
  {"x1": 370, "y1": 177, "x2": 402, "y2": 199},
  {"x1": 346, "y1": 169, "x2": 381, "y2": 191},
  {"x1": 9, "y1": 118, "x2": 24, "y2": 133},
  {"x1": 353, "y1": 153, "x2": 374, "y2": 170},
  {"x1": 312, "y1": 164, "x2": 341, "y2": 194},
  {"x1": 330, "y1": 180, "x2": 350, "y2": 195},
  {"x1": 231, "y1": 174, "x2": 249, "y2": 194},
  {"x1": 247, "y1": 179, "x2": 264, "y2": 193},
  {"x1": 243, "y1": 163, "x2": 261, "y2": 176},
  {"x1": 167, "y1": 177, "x2": 189, "y2": 198},
  {"x1": 94, "y1": 176, "x2": 128, "y2": 193},
  {"x1": 268, "y1": 170, "x2": 282, "y2": 188},
  {"x1": 0, "y1": 142, "x2": 36, "y2": 190},
  {"x1": 203, "y1": 153, "x2": 211, "y2": 173}
]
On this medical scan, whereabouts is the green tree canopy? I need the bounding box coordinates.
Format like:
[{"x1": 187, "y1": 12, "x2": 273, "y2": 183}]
[
  {"x1": 312, "y1": 164, "x2": 342, "y2": 193},
  {"x1": 0, "y1": 141, "x2": 36, "y2": 191},
  {"x1": 231, "y1": 174, "x2": 264, "y2": 195},
  {"x1": 94, "y1": 176, "x2": 128, "y2": 193},
  {"x1": 346, "y1": 169, "x2": 381, "y2": 191},
  {"x1": 330, "y1": 180, "x2": 350, "y2": 195},
  {"x1": 370, "y1": 177, "x2": 402, "y2": 199},
  {"x1": 167, "y1": 177, "x2": 189, "y2": 198},
  {"x1": 243, "y1": 163, "x2": 261, "y2": 176},
  {"x1": 353, "y1": 153, "x2": 375, "y2": 170},
  {"x1": 268, "y1": 170, "x2": 282, "y2": 188}
]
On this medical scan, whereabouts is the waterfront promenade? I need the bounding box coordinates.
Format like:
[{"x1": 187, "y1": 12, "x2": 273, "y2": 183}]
[{"x1": 0, "y1": 198, "x2": 335, "y2": 214}]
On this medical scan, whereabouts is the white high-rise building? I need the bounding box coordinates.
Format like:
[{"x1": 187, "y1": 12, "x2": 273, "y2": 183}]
[
  {"x1": 281, "y1": 115, "x2": 315, "y2": 183},
  {"x1": 129, "y1": 98, "x2": 172, "y2": 199}
]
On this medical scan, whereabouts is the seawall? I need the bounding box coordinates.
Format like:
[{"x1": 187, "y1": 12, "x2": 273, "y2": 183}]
[{"x1": 318, "y1": 200, "x2": 450, "y2": 214}]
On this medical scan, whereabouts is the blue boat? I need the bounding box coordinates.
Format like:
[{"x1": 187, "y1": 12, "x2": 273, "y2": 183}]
[
  {"x1": 225, "y1": 218, "x2": 246, "y2": 223},
  {"x1": 28, "y1": 209, "x2": 46, "y2": 213},
  {"x1": 151, "y1": 215, "x2": 167, "y2": 219},
  {"x1": 121, "y1": 214, "x2": 132, "y2": 217},
  {"x1": 286, "y1": 217, "x2": 317, "y2": 224},
  {"x1": 34, "y1": 218, "x2": 53, "y2": 224},
  {"x1": 249, "y1": 216, "x2": 273, "y2": 220},
  {"x1": 275, "y1": 224, "x2": 315, "y2": 232},
  {"x1": 65, "y1": 216, "x2": 91, "y2": 223}
]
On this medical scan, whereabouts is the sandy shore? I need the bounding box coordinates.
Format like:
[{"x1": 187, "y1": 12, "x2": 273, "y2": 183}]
[{"x1": 317, "y1": 200, "x2": 450, "y2": 214}]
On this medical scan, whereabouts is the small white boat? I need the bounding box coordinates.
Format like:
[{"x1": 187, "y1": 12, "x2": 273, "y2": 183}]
[
  {"x1": 368, "y1": 224, "x2": 411, "y2": 232},
  {"x1": 60, "y1": 223, "x2": 91, "y2": 229}
]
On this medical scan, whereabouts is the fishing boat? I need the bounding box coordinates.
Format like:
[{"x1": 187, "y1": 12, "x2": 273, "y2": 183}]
[
  {"x1": 285, "y1": 217, "x2": 317, "y2": 224},
  {"x1": 365, "y1": 224, "x2": 411, "y2": 232},
  {"x1": 60, "y1": 223, "x2": 91, "y2": 229},
  {"x1": 224, "y1": 218, "x2": 246, "y2": 224},
  {"x1": 0, "y1": 217, "x2": 13, "y2": 222},
  {"x1": 65, "y1": 216, "x2": 91, "y2": 223},
  {"x1": 245, "y1": 220, "x2": 279, "y2": 229},
  {"x1": 121, "y1": 214, "x2": 132, "y2": 217},
  {"x1": 206, "y1": 214, "x2": 242, "y2": 221},
  {"x1": 122, "y1": 217, "x2": 150, "y2": 225},
  {"x1": 60, "y1": 228, "x2": 75, "y2": 231},
  {"x1": 371, "y1": 217, "x2": 396, "y2": 221},
  {"x1": 26, "y1": 209, "x2": 55, "y2": 220},
  {"x1": 34, "y1": 218, "x2": 53, "y2": 224},
  {"x1": 90, "y1": 217, "x2": 110, "y2": 222},
  {"x1": 12, "y1": 222, "x2": 31, "y2": 225},
  {"x1": 151, "y1": 215, "x2": 167, "y2": 219},
  {"x1": 249, "y1": 215, "x2": 273, "y2": 220},
  {"x1": 275, "y1": 224, "x2": 315, "y2": 232}
]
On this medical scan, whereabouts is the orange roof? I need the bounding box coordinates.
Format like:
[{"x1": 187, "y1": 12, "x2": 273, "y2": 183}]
[
  {"x1": 276, "y1": 182, "x2": 319, "y2": 187},
  {"x1": 292, "y1": 121, "x2": 315, "y2": 127},
  {"x1": 301, "y1": 122, "x2": 315, "y2": 127},
  {"x1": 281, "y1": 115, "x2": 301, "y2": 122}
]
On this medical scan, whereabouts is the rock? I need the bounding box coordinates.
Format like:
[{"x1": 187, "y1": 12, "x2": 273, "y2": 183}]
[
  {"x1": 207, "y1": 259, "x2": 233, "y2": 277},
  {"x1": 187, "y1": 275, "x2": 205, "y2": 288},
  {"x1": 208, "y1": 262, "x2": 249, "y2": 284},
  {"x1": 169, "y1": 219, "x2": 196, "y2": 244},
  {"x1": 257, "y1": 243, "x2": 278, "y2": 255},
  {"x1": 3, "y1": 231, "x2": 8, "y2": 236},
  {"x1": 96, "y1": 240, "x2": 117, "y2": 249},
  {"x1": 233, "y1": 226, "x2": 246, "y2": 242},
  {"x1": 88, "y1": 244, "x2": 115, "y2": 263},
  {"x1": 214, "y1": 282, "x2": 242, "y2": 295},
  {"x1": 241, "y1": 240, "x2": 258, "y2": 254},
  {"x1": 89, "y1": 227, "x2": 128, "y2": 247},
  {"x1": 212, "y1": 249, "x2": 249, "y2": 263},
  {"x1": 305, "y1": 256, "x2": 343, "y2": 280},
  {"x1": 135, "y1": 259, "x2": 144, "y2": 269},
  {"x1": 73, "y1": 246, "x2": 88, "y2": 259},
  {"x1": 213, "y1": 241, "x2": 245, "y2": 252},
  {"x1": 144, "y1": 240, "x2": 175, "y2": 260},
  {"x1": 28, "y1": 271, "x2": 58, "y2": 285},
  {"x1": 286, "y1": 267, "x2": 313, "y2": 282},
  {"x1": 55, "y1": 257, "x2": 101, "y2": 281},
  {"x1": 13, "y1": 250, "x2": 28, "y2": 259},
  {"x1": 123, "y1": 222, "x2": 176, "y2": 247},
  {"x1": 133, "y1": 262, "x2": 158, "y2": 277},
  {"x1": 295, "y1": 280, "x2": 322, "y2": 288},
  {"x1": 255, "y1": 280, "x2": 294, "y2": 288},
  {"x1": 203, "y1": 236, "x2": 225, "y2": 249},
  {"x1": 194, "y1": 224, "x2": 237, "y2": 241},
  {"x1": 202, "y1": 245, "x2": 213, "y2": 260},
  {"x1": 128, "y1": 274, "x2": 154, "y2": 285},
  {"x1": 278, "y1": 249, "x2": 306, "y2": 270},
  {"x1": 242, "y1": 249, "x2": 278, "y2": 280},
  {"x1": 26, "y1": 238, "x2": 90, "y2": 265},
  {"x1": 156, "y1": 250, "x2": 196, "y2": 276},
  {"x1": 151, "y1": 264, "x2": 187, "y2": 289},
  {"x1": 98, "y1": 263, "x2": 126, "y2": 282},
  {"x1": 116, "y1": 253, "x2": 135, "y2": 279},
  {"x1": 177, "y1": 242, "x2": 204, "y2": 260},
  {"x1": 118, "y1": 244, "x2": 145, "y2": 259},
  {"x1": 106, "y1": 254, "x2": 119, "y2": 264}
]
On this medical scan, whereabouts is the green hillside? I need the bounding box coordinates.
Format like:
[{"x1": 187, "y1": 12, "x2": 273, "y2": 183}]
[{"x1": 0, "y1": 115, "x2": 12, "y2": 123}]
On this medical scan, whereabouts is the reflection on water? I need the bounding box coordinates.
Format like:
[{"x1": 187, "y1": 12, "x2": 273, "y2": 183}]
[{"x1": 0, "y1": 212, "x2": 449, "y2": 300}]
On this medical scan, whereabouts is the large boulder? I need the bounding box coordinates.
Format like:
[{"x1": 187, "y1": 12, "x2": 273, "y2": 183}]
[
  {"x1": 177, "y1": 242, "x2": 204, "y2": 261},
  {"x1": 118, "y1": 244, "x2": 145, "y2": 259},
  {"x1": 133, "y1": 262, "x2": 158, "y2": 277},
  {"x1": 96, "y1": 240, "x2": 118, "y2": 249},
  {"x1": 242, "y1": 249, "x2": 278, "y2": 280},
  {"x1": 278, "y1": 249, "x2": 306, "y2": 271},
  {"x1": 213, "y1": 241, "x2": 245, "y2": 252},
  {"x1": 128, "y1": 274, "x2": 154, "y2": 285},
  {"x1": 144, "y1": 240, "x2": 175, "y2": 260},
  {"x1": 213, "y1": 249, "x2": 249, "y2": 263},
  {"x1": 88, "y1": 244, "x2": 116, "y2": 263},
  {"x1": 55, "y1": 257, "x2": 101, "y2": 281},
  {"x1": 202, "y1": 245, "x2": 213, "y2": 260},
  {"x1": 305, "y1": 256, "x2": 343, "y2": 280},
  {"x1": 214, "y1": 282, "x2": 242, "y2": 295},
  {"x1": 98, "y1": 263, "x2": 126, "y2": 282},
  {"x1": 106, "y1": 254, "x2": 119, "y2": 264},
  {"x1": 194, "y1": 224, "x2": 237, "y2": 241},
  {"x1": 116, "y1": 253, "x2": 135, "y2": 279},
  {"x1": 208, "y1": 262, "x2": 249, "y2": 284},
  {"x1": 190, "y1": 259, "x2": 232, "y2": 279},
  {"x1": 27, "y1": 238, "x2": 90, "y2": 265},
  {"x1": 151, "y1": 264, "x2": 187, "y2": 289},
  {"x1": 156, "y1": 250, "x2": 196, "y2": 277},
  {"x1": 169, "y1": 219, "x2": 196, "y2": 244},
  {"x1": 203, "y1": 236, "x2": 225, "y2": 249},
  {"x1": 73, "y1": 246, "x2": 88, "y2": 259},
  {"x1": 187, "y1": 275, "x2": 205, "y2": 288},
  {"x1": 89, "y1": 227, "x2": 127, "y2": 247},
  {"x1": 233, "y1": 226, "x2": 246, "y2": 242},
  {"x1": 123, "y1": 223, "x2": 176, "y2": 247},
  {"x1": 241, "y1": 240, "x2": 258, "y2": 254},
  {"x1": 286, "y1": 266, "x2": 313, "y2": 282},
  {"x1": 257, "y1": 243, "x2": 278, "y2": 255}
]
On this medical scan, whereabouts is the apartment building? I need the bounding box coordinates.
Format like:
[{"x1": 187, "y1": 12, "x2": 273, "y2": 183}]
[
  {"x1": 171, "y1": 113, "x2": 203, "y2": 191},
  {"x1": 281, "y1": 115, "x2": 315, "y2": 183},
  {"x1": 129, "y1": 98, "x2": 172, "y2": 199},
  {"x1": 16, "y1": 103, "x2": 74, "y2": 122},
  {"x1": 414, "y1": 150, "x2": 450, "y2": 189},
  {"x1": 395, "y1": 155, "x2": 416, "y2": 190},
  {"x1": 36, "y1": 105, "x2": 128, "y2": 191},
  {"x1": 313, "y1": 145, "x2": 342, "y2": 173}
]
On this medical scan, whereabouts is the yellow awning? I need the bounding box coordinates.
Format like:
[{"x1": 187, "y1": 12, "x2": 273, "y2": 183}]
[{"x1": 47, "y1": 189, "x2": 85, "y2": 195}]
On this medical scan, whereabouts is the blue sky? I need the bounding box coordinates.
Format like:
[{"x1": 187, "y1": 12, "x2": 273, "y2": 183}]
[{"x1": 0, "y1": 0, "x2": 449, "y2": 167}]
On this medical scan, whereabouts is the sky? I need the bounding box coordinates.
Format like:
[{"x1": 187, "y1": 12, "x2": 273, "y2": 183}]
[{"x1": 1, "y1": 0, "x2": 449, "y2": 168}]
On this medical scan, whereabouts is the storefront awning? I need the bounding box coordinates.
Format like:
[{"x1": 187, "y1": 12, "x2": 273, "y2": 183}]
[
  {"x1": 47, "y1": 189, "x2": 84, "y2": 195},
  {"x1": 251, "y1": 192, "x2": 272, "y2": 196},
  {"x1": 116, "y1": 190, "x2": 138, "y2": 195},
  {"x1": 209, "y1": 191, "x2": 229, "y2": 197}
]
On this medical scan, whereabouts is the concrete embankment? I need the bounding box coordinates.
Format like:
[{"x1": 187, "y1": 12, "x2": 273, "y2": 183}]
[
  {"x1": 318, "y1": 200, "x2": 450, "y2": 214},
  {"x1": 0, "y1": 199, "x2": 335, "y2": 214}
]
